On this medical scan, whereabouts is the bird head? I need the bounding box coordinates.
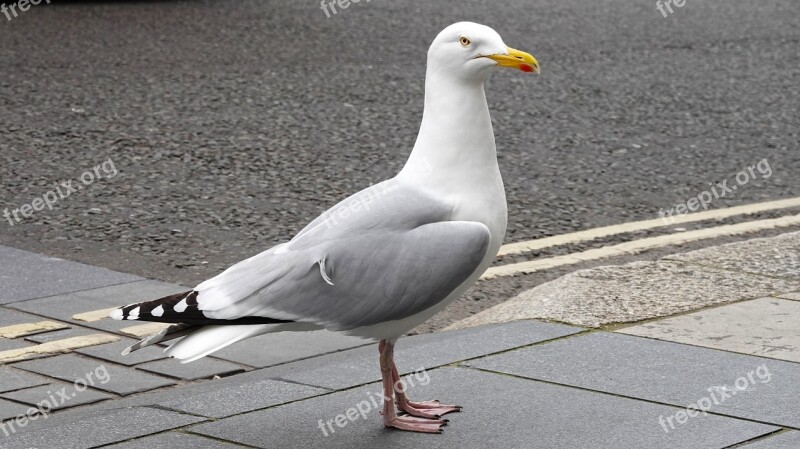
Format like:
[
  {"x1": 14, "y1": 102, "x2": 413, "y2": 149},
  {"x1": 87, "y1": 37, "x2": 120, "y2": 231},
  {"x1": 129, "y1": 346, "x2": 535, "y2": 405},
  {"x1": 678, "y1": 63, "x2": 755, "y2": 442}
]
[{"x1": 428, "y1": 22, "x2": 539, "y2": 82}]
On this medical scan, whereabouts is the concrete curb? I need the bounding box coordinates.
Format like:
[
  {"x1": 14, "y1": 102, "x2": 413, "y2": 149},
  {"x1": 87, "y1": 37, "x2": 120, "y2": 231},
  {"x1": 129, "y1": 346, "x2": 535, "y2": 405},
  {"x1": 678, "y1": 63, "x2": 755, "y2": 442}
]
[{"x1": 446, "y1": 231, "x2": 800, "y2": 330}]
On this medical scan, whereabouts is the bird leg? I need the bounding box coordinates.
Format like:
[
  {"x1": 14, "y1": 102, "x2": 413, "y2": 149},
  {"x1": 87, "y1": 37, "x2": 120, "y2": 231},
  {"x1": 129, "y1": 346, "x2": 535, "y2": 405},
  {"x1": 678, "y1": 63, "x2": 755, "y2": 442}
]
[{"x1": 378, "y1": 339, "x2": 447, "y2": 433}]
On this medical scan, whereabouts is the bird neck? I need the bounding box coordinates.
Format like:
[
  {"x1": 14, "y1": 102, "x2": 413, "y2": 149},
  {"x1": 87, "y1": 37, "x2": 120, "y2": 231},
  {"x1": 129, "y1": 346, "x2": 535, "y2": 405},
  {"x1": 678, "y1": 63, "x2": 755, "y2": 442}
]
[{"x1": 399, "y1": 70, "x2": 499, "y2": 185}]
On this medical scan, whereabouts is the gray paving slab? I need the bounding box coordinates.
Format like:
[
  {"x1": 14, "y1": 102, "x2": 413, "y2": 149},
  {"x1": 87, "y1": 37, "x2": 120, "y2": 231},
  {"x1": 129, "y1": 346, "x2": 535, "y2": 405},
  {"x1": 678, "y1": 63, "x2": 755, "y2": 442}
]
[
  {"x1": 0, "y1": 245, "x2": 142, "y2": 305},
  {"x1": 42, "y1": 322, "x2": 579, "y2": 419},
  {"x1": 778, "y1": 292, "x2": 800, "y2": 301},
  {"x1": 7, "y1": 280, "x2": 186, "y2": 334},
  {"x1": 159, "y1": 378, "x2": 329, "y2": 419},
  {"x1": 0, "y1": 338, "x2": 33, "y2": 352},
  {"x1": 213, "y1": 329, "x2": 372, "y2": 368},
  {"x1": 136, "y1": 357, "x2": 244, "y2": 381},
  {"x1": 190, "y1": 367, "x2": 777, "y2": 449},
  {"x1": 0, "y1": 367, "x2": 48, "y2": 394},
  {"x1": 0, "y1": 398, "x2": 31, "y2": 422},
  {"x1": 665, "y1": 231, "x2": 800, "y2": 280},
  {"x1": 619, "y1": 298, "x2": 800, "y2": 363},
  {"x1": 468, "y1": 332, "x2": 800, "y2": 428},
  {"x1": 105, "y1": 432, "x2": 246, "y2": 449},
  {"x1": 259, "y1": 321, "x2": 582, "y2": 390},
  {"x1": 23, "y1": 327, "x2": 96, "y2": 343},
  {"x1": 0, "y1": 406, "x2": 205, "y2": 449},
  {"x1": 12, "y1": 354, "x2": 175, "y2": 396},
  {"x1": 0, "y1": 308, "x2": 55, "y2": 327},
  {"x1": 75, "y1": 337, "x2": 169, "y2": 366},
  {"x1": 47, "y1": 358, "x2": 334, "y2": 419},
  {"x1": 1, "y1": 382, "x2": 113, "y2": 411},
  {"x1": 449, "y1": 260, "x2": 800, "y2": 330}
]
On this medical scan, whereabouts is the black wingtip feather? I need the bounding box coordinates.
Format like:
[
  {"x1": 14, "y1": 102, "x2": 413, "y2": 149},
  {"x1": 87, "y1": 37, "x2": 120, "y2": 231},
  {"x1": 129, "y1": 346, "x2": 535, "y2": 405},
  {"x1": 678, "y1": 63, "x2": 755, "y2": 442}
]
[{"x1": 113, "y1": 290, "x2": 292, "y2": 325}]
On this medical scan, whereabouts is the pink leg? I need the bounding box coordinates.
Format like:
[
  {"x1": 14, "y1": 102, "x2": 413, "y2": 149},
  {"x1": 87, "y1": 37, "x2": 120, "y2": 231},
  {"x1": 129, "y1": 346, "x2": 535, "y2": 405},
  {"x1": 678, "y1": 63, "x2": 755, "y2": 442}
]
[
  {"x1": 390, "y1": 353, "x2": 462, "y2": 419},
  {"x1": 379, "y1": 339, "x2": 447, "y2": 433}
]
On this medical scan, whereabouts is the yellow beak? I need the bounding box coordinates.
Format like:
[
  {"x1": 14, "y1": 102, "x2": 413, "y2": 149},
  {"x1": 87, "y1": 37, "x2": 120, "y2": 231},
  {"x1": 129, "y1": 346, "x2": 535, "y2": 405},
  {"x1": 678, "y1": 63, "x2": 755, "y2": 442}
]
[{"x1": 484, "y1": 47, "x2": 539, "y2": 73}]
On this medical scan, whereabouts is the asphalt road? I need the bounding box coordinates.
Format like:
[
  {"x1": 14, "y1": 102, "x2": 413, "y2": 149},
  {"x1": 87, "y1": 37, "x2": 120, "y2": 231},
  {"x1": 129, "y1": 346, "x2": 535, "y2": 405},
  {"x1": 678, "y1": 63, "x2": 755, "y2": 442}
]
[{"x1": 0, "y1": 0, "x2": 798, "y2": 330}]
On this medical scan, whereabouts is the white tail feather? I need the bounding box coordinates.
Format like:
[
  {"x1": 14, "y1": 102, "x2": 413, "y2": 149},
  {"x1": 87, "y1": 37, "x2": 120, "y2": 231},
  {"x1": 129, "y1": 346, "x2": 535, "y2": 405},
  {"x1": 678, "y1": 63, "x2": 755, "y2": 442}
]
[{"x1": 164, "y1": 322, "x2": 321, "y2": 363}]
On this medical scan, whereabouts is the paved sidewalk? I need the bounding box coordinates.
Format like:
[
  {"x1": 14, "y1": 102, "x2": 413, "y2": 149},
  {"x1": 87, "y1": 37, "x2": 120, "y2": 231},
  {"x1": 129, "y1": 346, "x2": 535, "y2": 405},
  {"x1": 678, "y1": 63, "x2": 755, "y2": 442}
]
[{"x1": 0, "y1": 234, "x2": 798, "y2": 448}]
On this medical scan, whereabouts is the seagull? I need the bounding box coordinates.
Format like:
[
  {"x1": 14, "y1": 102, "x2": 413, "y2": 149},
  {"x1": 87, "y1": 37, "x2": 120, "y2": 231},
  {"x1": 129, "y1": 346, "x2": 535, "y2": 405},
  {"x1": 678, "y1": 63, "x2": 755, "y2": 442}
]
[{"x1": 110, "y1": 21, "x2": 538, "y2": 433}]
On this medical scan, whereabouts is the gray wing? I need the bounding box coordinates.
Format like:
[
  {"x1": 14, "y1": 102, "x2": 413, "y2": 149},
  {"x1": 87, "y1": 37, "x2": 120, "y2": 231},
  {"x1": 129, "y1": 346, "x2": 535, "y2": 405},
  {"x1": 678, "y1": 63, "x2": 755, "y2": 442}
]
[{"x1": 191, "y1": 178, "x2": 491, "y2": 331}]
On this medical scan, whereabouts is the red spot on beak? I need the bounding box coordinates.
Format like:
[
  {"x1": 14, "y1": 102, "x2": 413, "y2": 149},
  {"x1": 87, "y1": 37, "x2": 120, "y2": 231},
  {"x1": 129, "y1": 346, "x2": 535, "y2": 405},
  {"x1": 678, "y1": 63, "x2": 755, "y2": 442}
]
[{"x1": 520, "y1": 64, "x2": 534, "y2": 73}]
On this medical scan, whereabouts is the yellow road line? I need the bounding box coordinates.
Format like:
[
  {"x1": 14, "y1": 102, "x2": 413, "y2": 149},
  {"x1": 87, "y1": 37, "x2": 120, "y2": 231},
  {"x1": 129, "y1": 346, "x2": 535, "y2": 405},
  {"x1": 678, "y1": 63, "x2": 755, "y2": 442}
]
[
  {"x1": 498, "y1": 197, "x2": 800, "y2": 257},
  {"x1": 120, "y1": 323, "x2": 171, "y2": 338},
  {"x1": 0, "y1": 334, "x2": 120, "y2": 363},
  {"x1": 0, "y1": 321, "x2": 70, "y2": 339},
  {"x1": 483, "y1": 213, "x2": 800, "y2": 280},
  {"x1": 72, "y1": 307, "x2": 118, "y2": 323}
]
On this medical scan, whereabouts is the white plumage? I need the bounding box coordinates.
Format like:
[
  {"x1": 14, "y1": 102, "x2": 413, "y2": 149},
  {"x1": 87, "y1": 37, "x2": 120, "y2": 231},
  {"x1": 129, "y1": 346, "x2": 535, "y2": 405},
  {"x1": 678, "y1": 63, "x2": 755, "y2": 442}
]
[{"x1": 110, "y1": 20, "x2": 538, "y2": 434}]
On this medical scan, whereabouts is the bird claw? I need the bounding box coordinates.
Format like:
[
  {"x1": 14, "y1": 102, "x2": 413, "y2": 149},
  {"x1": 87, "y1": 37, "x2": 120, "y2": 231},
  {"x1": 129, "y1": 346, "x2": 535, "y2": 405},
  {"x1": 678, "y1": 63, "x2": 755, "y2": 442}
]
[
  {"x1": 385, "y1": 415, "x2": 447, "y2": 433},
  {"x1": 400, "y1": 400, "x2": 462, "y2": 419}
]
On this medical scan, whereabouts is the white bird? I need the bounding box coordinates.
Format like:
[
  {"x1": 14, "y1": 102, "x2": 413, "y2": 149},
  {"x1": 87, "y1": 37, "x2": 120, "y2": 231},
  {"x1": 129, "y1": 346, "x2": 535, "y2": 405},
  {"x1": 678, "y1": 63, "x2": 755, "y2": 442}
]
[{"x1": 111, "y1": 21, "x2": 538, "y2": 433}]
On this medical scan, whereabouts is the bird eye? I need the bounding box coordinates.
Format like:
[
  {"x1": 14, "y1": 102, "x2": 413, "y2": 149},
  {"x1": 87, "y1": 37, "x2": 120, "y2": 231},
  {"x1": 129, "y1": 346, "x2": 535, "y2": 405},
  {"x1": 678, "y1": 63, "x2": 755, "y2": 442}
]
[{"x1": 459, "y1": 36, "x2": 471, "y2": 47}]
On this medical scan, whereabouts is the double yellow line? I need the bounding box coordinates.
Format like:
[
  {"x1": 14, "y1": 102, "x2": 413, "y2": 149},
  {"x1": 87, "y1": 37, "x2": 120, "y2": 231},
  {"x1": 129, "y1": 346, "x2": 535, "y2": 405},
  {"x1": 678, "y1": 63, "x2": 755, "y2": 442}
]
[{"x1": 486, "y1": 198, "x2": 800, "y2": 280}]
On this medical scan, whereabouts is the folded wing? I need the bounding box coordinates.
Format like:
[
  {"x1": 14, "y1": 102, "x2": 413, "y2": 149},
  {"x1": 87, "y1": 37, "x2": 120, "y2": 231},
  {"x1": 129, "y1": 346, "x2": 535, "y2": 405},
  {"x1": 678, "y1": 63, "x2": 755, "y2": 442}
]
[{"x1": 115, "y1": 179, "x2": 492, "y2": 331}]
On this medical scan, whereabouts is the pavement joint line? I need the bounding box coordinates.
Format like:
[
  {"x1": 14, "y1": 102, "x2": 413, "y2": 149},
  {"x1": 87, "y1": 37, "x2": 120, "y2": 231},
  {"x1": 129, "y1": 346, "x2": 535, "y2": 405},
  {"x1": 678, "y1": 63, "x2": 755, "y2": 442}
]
[
  {"x1": 0, "y1": 379, "x2": 51, "y2": 397},
  {"x1": 0, "y1": 320, "x2": 70, "y2": 338},
  {"x1": 0, "y1": 381, "x2": 122, "y2": 421},
  {"x1": 143, "y1": 403, "x2": 214, "y2": 420},
  {"x1": 226, "y1": 341, "x2": 375, "y2": 371},
  {"x1": 202, "y1": 354, "x2": 262, "y2": 371},
  {"x1": 179, "y1": 429, "x2": 263, "y2": 449},
  {"x1": 0, "y1": 334, "x2": 121, "y2": 363},
  {"x1": 723, "y1": 429, "x2": 794, "y2": 449},
  {"x1": 393, "y1": 327, "x2": 593, "y2": 374},
  {"x1": 448, "y1": 325, "x2": 593, "y2": 362},
  {"x1": 483, "y1": 213, "x2": 800, "y2": 280},
  {"x1": 152, "y1": 381, "x2": 342, "y2": 424},
  {"x1": 497, "y1": 197, "x2": 800, "y2": 257},
  {"x1": 270, "y1": 377, "x2": 337, "y2": 392},
  {"x1": 458, "y1": 364, "x2": 800, "y2": 431},
  {"x1": 267, "y1": 376, "x2": 350, "y2": 393},
  {"x1": 605, "y1": 287, "x2": 800, "y2": 333},
  {"x1": 84, "y1": 411, "x2": 225, "y2": 449},
  {"x1": 617, "y1": 329, "x2": 800, "y2": 366},
  {"x1": 133, "y1": 360, "x2": 251, "y2": 381},
  {"x1": 1, "y1": 279, "x2": 148, "y2": 306}
]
